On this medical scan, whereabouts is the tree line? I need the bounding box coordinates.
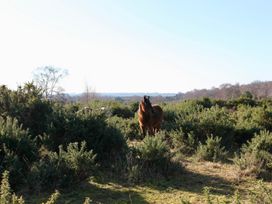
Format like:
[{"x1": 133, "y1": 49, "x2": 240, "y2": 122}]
[{"x1": 175, "y1": 81, "x2": 272, "y2": 100}]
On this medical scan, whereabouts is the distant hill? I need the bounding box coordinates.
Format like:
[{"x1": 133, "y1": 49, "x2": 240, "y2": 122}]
[
  {"x1": 67, "y1": 92, "x2": 177, "y2": 103},
  {"x1": 99, "y1": 92, "x2": 176, "y2": 97},
  {"x1": 174, "y1": 81, "x2": 272, "y2": 100},
  {"x1": 67, "y1": 81, "x2": 272, "y2": 102}
]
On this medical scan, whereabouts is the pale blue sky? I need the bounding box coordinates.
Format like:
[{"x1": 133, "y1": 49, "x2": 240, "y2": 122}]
[{"x1": 0, "y1": 0, "x2": 271, "y2": 93}]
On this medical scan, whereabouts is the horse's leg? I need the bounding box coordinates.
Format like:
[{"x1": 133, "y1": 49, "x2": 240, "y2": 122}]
[
  {"x1": 148, "y1": 126, "x2": 155, "y2": 136},
  {"x1": 154, "y1": 124, "x2": 161, "y2": 133},
  {"x1": 140, "y1": 125, "x2": 146, "y2": 137}
]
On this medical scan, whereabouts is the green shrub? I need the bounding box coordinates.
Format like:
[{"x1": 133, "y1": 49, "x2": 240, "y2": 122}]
[
  {"x1": 170, "y1": 103, "x2": 235, "y2": 149},
  {"x1": 41, "y1": 190, "x2": 60, "y2": 204},
  {"x1": 0, "y1": 117, "x2": 37, "y2": 187},
  {"x1": 127, "y1": 133, "x2": 176, "y2": 181},
  {"x1": 232, "y1": 103, "x2": 272, "y2": 146},
  {"x1": 0, "y1": 83, "x2": 53, "y2": 138},
  {"x1": 195, "y1": 135, "x2": 228, "y2": 162},
  {"x1": 197, "y1": 106, "x2": 235, "y2": 148},
  {"x1": 138, "y1": 135, "x2": 169, "y2": 162},
  {"x1": 234, "y1": 130, "x2": 272, "y2": 179},
  {"x1": 106, "y1": 116, "x2": 141, "y2": 140},
  {"x1": 233, "y1": 105, "x2": 263, "y2": 146},
  {"x1": 111, "y1": 105, "x2": 134, "y2": 119},
  {"x1": 162, "y1": 110, "x2": 179, "y2": 131},
  {"x1": 91, "y1": 101, "x2": 134, "y2": 118},
  {"x1": 164, "y1": 100, "x2": 203, "y2": 132},
  {"x1": 1, "y1": 171, "x2": 62, "y2": 204},
  {"x1": 198, "y1": 97, "x2": 213, "y2": 109},
  {"x1": 0, "y1": 171, "x2": 24, "y2": 204},
  {"x1": 62, "y1": 141, "x2": 97, "y2": 179},
  {"x1": 83, "y1": 197, "x2": 91, "y2": 204},
  {"x1": 45, "y1": 105, "x2": 127, "y2": 164},
  {"x1": 170, "y1": 130, "x2": 196, "y2": 156},
  {"x1": 128, "y1": 101, "x2": 139, "y2": 113},
  {"x1": 29, "y1": 141, "x2": 97, "y2": 190}
]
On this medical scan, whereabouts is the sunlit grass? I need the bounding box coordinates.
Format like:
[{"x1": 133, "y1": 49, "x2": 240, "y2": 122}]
[{"x1": 25, "y1": 159, "x2": 272, "y2": 204}]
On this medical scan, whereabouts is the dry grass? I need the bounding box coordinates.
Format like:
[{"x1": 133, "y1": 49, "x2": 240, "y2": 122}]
[{"x1": 25, "y1": 159, "x2": 272, "y2": 204}]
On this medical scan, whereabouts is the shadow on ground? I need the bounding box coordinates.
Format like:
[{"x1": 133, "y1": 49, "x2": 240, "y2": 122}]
[
  {"x1": 95, "y1": 164, "x2": 235, "y2": 198},
  {"x1": 24, "y1": 164, "x2": 235, "y2": 203},
  {"x1": 141, "y1": 168, "x2": 235, "y2": 196},
  {"x1": 24, "y1": 180, "x2": 148, "y2": 204}
]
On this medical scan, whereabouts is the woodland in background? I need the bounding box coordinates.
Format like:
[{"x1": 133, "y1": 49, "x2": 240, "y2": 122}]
[
  {"x1": 1, "y1": 82, "x2": 272, "y2": 203},
  {"x1": 174, "y1": 81, "x2": 272, "y2": 100},
  {"x1": 73, "y1": 81, "x2": 272, "y2": 103}
]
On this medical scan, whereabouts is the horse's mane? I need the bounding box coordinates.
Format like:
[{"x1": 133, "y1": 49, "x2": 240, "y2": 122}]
[{"x1": 142, "y1": 96, "x2": 154, "y2": 112}]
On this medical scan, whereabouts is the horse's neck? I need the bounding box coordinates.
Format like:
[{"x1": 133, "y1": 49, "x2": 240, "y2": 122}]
[{"x1": 139, "y1": 103, "x2": 153, "y2": 118}]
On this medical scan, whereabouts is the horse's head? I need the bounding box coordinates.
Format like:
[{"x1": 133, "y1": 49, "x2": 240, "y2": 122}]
[{"x1": 140, "y1": 95, "x2": 153, "y2": 112}]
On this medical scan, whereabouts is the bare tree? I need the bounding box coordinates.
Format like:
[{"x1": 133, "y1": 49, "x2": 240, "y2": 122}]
[
  {"x1": 33, "y1": 66, "x2": 68, "y2": 99},
  {"x1": 82, "y1": 83, "x2": 97, "y2": 104}
]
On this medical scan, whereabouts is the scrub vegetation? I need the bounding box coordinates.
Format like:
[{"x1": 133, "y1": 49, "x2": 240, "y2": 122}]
[{"x1": 1, "y1": 83, "x2": 272, "y2": 203}]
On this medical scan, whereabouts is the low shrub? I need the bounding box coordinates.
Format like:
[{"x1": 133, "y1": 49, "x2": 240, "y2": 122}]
[
  {"x1": 197, "y1": 106, "x2": 235, "y2": 148},
  {"x1": 170, "y1": 130, "x2": 197, "y2": 156},
  {"x1": 0, "y1": 117, "x2": 37, "y2": 187},
  {"x1": 1, "y1": 171, "x2": 62, "y2": 204},
  {"x1": 234, "y1": 130, "x2": 272, "y2": 180},
  {"x1": 111, "y1": 105, "x2": 134, "y2": 119},
  {"x1": 106, "y1": 116, "x2": 141, "y2": 140},
  {"x1": 41, "y1": 190, "x2": 60, "y2": 204},
  {"x1": 45, "y1": 105, "x2": 127, "y2": 164},
  {"x1": 0, "y1": 83, "x2": 53, "y2": 138},
  {"x1": 232, "y1": 105, "x2": 263, "y2": 146},
  {"x1": 195, "y1": 135, "x2": 228, "y2": 162},
  {"x1": 29, "y1": 141, "x2": 97, "y2": 190},
  {"x1": 127, "y1": 133, "x2": 178, "y2": 181},
  {"x1": 0, "y1": 171, "x2": 24, "y2": 204}
]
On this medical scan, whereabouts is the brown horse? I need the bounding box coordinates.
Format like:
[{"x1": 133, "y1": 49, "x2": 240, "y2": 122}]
[{"x1": 138, "y1": 96, "x2": 163, "y2": 136}]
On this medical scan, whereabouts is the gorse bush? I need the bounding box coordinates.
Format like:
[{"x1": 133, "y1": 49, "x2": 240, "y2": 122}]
[
  {"x1": 170, "y1": 130, "x2": 196, "y2": 156},
  {"x1": 106, "y1": 116, "x2": 141, "y2": 140},
  {"x1": 138, "y1": 135, "x2": 169, "y2": 162},
  {"x1": 166, "y1": 102, "x2": 236, "y2": 149},
  {"x1": 197, "y1": 106, "x2": 235, "y2": 148},
  {"x1": 0, "y1": 171, "x2": 24, "y2": 204},
  {"x1": 83, "y1": 197, "x2": 92, "y2": 204},
  {"x1": 1, "y1": 171, "x2": 73, "y2": 204},
  {"x1": 233, "y1": 105, "x2": 264, "y2": 145},
  {"x1": 127, "y1": 133, "x2": 177, "y2": 181},
  {"x1": 111, "y1": 105, "x2": 134, "y2": 119},
  {"x1": 29, "y1": 141, "x2": 97, "y2": 190},
  {"x1": 128, "y1": 101, "x2": 139, "y2": 113},
  {"x1": 0, "y1": 83, "x2": 53, "y2": 138},
  {"x1": 234, "y1": 130, "x2": 272, "y2": 179},
  {"x1": 61, "y1": 141, "x2": 97, "y2": 180},
  {"x1": 195, "y1": 135, "x2": 228, "y2": 162},
  {"x1": 1, "y1": 171, "x2": 95, "y2": 204},
  {"x1": 44, "y1": 104, "x2": 127, "y2": 163},
  {"x1": 41, "y1": 190, "x2": 60, "y2": 204},
  {"x1": 0, "y1": 117, "x2": 37, "y2": 187}
]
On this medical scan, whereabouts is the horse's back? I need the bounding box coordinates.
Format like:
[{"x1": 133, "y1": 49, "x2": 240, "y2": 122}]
[
  {"x1": 152, "y1": 104, "x2": 163, "y2": 113},
  {"x1": 152, "y1": 104, "x2": 163, "y2": 122}
]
